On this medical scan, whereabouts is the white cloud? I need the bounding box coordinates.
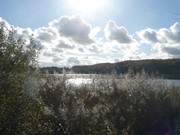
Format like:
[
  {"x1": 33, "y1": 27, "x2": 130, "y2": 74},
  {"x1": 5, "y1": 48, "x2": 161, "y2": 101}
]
[
  {"x1": 52, "y1": 56, "x2": 63, "y2": 63},
  {"x1": 2, "y1": 16, "x2": 180, "y2": 67},
  {"x1": 56, "y1": 40, "x2": 75, "y2": 49},
  {"x1": 35, "y1": 27, "x2": 58, "y2": 43},
  {"x1": 163, "y1": 46, "x2": 180, "y2": 56},
  {"x1": 138, "y1": 23, "x2": 180, "y2": 44},
  {"x1": 50, "y1": 16, "x2": 94, "y2": 45},
  {"x1": 104, "y1": 21, "x2": 134, "y2": 43},
  {"x1": 67, "y1": 57, "x2": 80, "y2": 66},
  {"x1": 137, "y1": 22, "x2": 180, "y2": 58},
  {"x1": 88, "y1": 45, "x2": 100, "y2": 53},
  {"x1": 138, "y1": 28, "x2": 158, "y2": 43}
]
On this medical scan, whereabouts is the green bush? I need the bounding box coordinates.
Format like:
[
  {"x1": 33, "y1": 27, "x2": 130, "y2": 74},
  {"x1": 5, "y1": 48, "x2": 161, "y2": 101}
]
[{"x1": 0, "y1": 24, "x2": 51, "y2": 135}]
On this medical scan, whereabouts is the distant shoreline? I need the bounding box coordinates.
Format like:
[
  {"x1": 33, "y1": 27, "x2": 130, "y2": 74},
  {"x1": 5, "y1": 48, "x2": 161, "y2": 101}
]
[{"x1": 40, "y1": 58, "x2": 180, "y2": 79}]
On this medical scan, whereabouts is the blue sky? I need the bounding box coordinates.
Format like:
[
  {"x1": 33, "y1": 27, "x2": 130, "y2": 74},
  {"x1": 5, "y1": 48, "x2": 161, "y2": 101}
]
[
  {"x1": 1, "y1": 0, "x2": 180, "y2": 31},
  {"x1": 0, "y1": 0, "x2": 180, "y2": 66}
]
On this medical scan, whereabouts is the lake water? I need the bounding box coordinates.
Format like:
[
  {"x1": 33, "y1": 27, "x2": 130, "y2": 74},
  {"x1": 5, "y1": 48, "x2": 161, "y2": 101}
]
[
  {"x1": 51, "y1": 74, "x2": 180, "y2": 87},
  {"x1": 165, "y1": 79, "x2": 180, "y2": 87},
  {"x1": 66, "y1": 78, "x2": 180, "y2": 87}
]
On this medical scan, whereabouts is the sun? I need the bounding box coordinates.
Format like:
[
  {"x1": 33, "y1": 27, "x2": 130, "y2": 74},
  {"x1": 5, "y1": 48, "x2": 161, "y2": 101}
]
[{"x1": 67, "y1": 0, "x2": 108, "y2": 15}]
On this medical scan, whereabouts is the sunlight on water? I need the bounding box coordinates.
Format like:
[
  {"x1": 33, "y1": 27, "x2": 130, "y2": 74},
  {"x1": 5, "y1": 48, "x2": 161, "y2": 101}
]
[
  {"x1": 165, "y1": 79, "x2": 180, "y2": 87},
  {"x1": 66, "y1": 77, "x2": 180, "y2": 87},
  {"x1": 66, "y1": 78, "x2": 93, "y2": 86}
]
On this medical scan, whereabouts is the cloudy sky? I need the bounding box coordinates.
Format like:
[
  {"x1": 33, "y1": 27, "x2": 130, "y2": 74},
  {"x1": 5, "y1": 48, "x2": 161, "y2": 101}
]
[{"x1": 1, "y1": 0, "x2": 180, "y2": 67}]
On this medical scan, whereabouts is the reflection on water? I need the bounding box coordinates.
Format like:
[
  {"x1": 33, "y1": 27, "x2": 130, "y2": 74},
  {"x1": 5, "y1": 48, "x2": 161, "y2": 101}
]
[
  {"x1": 51, "y1": 74, "x2": 180, "y2": 87},
  {"x1": 66, "y1": 78, "x2": 180, "y2": 87},
  {"x1": 165, "y1": 79, "x2": 180, "y2": 87},
  {"x1": 66, "y1": 78, "x2": 93, "y2": 86}
]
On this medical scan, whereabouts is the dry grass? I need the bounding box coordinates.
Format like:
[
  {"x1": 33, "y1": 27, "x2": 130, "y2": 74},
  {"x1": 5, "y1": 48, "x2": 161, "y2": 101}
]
[{"x1": 39, "y1": 72, "x2": 180, "y2": 135}]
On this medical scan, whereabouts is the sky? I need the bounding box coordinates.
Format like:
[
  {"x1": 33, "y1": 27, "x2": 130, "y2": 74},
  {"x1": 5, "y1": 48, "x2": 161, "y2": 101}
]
[{"x1": 0, "y1": 0, "x2": 180, "y2": 67}]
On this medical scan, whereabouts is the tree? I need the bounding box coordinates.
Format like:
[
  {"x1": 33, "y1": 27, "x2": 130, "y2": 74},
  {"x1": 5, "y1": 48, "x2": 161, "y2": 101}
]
[{"x1": 0, "y1": 23, "x2": 50, "y2": 135}]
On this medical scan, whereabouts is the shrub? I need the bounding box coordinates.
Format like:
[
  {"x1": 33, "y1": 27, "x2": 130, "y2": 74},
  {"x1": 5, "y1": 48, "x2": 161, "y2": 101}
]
[
  {"x1": 40, "y1": 73, "x2": 180, "y2": 135},
  {"x1": 0, "y1": 24, "x2": 50, "y2": 135}
]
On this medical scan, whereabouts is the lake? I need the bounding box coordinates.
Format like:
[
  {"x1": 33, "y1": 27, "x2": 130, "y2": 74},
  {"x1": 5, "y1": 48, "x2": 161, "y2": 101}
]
[
  {"x1": 49, "y1": 74, "x2": 180, "y2": 87},
  {"x1": 165, "y1": 79, "x2": 180, "y2": 87}
]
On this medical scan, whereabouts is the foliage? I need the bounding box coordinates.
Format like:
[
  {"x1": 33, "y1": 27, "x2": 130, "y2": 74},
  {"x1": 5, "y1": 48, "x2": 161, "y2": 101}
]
[
  {"x1": 40, "y1": 73, "x2": 180, "y2": 135},
  {"x1": 0, "y1": 24, "x2": 50, "y2": 135}
]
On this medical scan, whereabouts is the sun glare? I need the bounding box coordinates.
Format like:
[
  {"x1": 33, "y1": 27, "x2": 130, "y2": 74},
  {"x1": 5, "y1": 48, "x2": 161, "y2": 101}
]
[{"x1": 67, "y1": 0, "x2": 108, "y2": 15}]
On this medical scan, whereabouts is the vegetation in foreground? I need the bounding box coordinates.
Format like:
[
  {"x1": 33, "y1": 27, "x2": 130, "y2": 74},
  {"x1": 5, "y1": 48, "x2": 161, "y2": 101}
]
[
  {"x1": 1, "y1": 23, "x2": 180, "y2": 135},
  {"x1": 39, "y1": 73, "x2": 180, "y2": 135}
]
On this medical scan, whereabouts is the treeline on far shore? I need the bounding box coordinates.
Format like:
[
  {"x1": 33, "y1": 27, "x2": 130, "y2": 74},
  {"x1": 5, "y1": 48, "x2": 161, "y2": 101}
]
[{"x1": 41, "y1": 58, "x2": 180, "y2": 79}]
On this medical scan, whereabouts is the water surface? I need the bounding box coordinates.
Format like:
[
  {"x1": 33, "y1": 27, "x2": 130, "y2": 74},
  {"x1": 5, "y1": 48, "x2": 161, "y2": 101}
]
[{"x1": 52, "y1": 74, "x2": 180, "y2": 87}]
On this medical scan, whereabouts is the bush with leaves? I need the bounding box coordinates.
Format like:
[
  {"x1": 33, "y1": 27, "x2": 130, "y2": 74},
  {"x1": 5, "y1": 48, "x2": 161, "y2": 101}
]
[
  {"x1": 40, "y1": 73, "x2": 180, "y2": 135},
  {"x1": 0, "y1": 24, "x2": 51, "y2": 135}
]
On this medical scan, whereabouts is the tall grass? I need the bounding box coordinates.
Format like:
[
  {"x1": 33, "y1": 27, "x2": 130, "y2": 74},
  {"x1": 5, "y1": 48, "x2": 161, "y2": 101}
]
[{"x1": 39, "y1": 72, "x2": 180, "y2": 135}]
